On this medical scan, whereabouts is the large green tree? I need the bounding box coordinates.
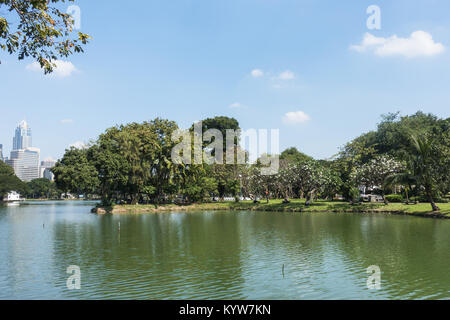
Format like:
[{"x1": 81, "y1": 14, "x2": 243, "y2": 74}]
[
  {"x1": 407, "y1": 134, "x2": 448, "y2": 211},
  {"x1": 52, "y1": 147, "x2": 99, "y2": 198}
]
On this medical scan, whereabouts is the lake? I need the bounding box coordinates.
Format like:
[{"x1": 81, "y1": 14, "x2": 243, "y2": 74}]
[{"x1": 0, "y1": 201, "x2": 449, "y2": 300}]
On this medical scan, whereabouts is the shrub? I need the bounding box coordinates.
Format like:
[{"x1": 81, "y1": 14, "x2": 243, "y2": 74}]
[{"x1": 385, "y1": 194, "x2": 403, "y2": 203}]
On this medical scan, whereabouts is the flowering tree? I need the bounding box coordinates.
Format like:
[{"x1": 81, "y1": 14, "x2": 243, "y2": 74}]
[{"x1": 352, "y1": 155, "x2": 405, "y2": 203}]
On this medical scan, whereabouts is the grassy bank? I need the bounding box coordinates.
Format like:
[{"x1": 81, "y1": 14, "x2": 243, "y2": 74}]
[{"x1": 93, "y1": 199, "x2": 450, "y2": 219}]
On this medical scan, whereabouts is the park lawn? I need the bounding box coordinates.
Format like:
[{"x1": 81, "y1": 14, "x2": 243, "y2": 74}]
[{"x1": 98, "y1": 199, "x2": 450, "y2": 218}]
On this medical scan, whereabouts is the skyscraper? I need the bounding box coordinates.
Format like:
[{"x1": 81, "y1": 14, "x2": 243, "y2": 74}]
[
  {"x1": 13, "y1": 120, "x2": 32, "y2": 150},
  {"x1": 6, "y1": 121, "x2": 40, "y2": 182},
  {"x1": 0, "y1": 144, "x2": 3, "y2": 161},
  {"x1": 6, "y1": 148, "x2": 40, "y2": 182}
]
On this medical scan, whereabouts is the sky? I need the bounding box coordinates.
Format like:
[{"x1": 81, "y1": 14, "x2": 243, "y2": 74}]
[{"x1": 1, "y1": 0, "x2": 450, "y2": 161}]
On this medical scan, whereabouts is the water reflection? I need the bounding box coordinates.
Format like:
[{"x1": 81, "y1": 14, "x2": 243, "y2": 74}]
[{"x1": 0, "y1": 202, "x2": 449, "y2": 299}]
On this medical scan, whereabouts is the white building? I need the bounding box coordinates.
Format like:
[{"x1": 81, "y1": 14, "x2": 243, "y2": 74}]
[
  {"x1": 6, "y1": 147, "x2": 40, "y2": 182},
  {"x1": 40, "y1": 158, "x2": 56, "y2": 181},
  {"x1": 6, "y1": 121, "x2": 41, "y2": 182},
  {"x1": 5, "y1": 191, "x2": 21, "y2": 202}
]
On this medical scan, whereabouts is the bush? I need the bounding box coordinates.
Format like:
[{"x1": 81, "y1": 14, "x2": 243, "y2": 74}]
[
  {"x1": 349, "y1": 187, "x2": 361, "y2": 203},
  {"x1": 385, "y1": 194, "x2": 403, "y2": 203}
]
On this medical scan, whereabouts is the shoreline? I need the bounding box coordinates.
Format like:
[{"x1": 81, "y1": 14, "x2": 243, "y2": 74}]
[{"x1": 92, "y1": 200, "x2": 450, "y2": 219}]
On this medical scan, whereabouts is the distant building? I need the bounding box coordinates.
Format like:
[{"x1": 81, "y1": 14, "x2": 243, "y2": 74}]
[
  {"x1": 6, "y1": 148, "x2": 41, "y2": 182},
  {"x1": 5, "y1": 191, "x2": 21, "y2": 202},
  {"x1": 40, "y1": 158, "x2": 56, "y2": 181},
  {"x1": 0, "y1": 144, "x2": 3, "y2": 161},
  {"x1": 6, "y1": 121, "x2": 41, "y2": 182},
  {"x1": 13, "y1": 120, "x2": 32, "y2": 150}
]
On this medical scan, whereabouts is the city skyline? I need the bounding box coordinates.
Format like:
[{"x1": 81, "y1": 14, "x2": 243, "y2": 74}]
[{"x1": 1, "y1": 120, "x2": 58, "y2": 182}]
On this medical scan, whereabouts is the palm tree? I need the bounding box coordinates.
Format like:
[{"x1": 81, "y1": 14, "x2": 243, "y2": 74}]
[
  {"x1": 384, "y1": 172, "x2": 417, "y2": 204},
  {"x1": 410, "y1": 135, "x2": 440, "y2": 212}
]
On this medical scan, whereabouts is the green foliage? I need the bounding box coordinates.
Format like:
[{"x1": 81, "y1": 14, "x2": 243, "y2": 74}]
[
  {"x1": 0, "y1": 0, "x2": 91, "y2": 73},
  {"x1": 52, "y1": 147, "x2": 99, "y2": 197},
  {"x1": 51, "y1": 112, "x2": 448, "y2": 211},
  {"x1": 385, "y1": 194, "x2": 403, "y2": 203},
  {"x1": 338, "y1": 112, "x2": 449, "y2": 209},
  {"x1": 26, "y1": 178, "x2": 59, "y2": 199},
  {"x1": 349, "y1": 187, "x2": 361, "y2": 204},
  {"x1": 0, "y1": 160, "x2": 26, "y2": 199},
  {"x1": 183, "y1": 176, "x2": 218, "y2": 203},
  {"x1": 280, "y1": 147, "x2": 313, "y2": 163},
  {"x1": 86, "y1": 119, "x2": 184, "y2": 205}
]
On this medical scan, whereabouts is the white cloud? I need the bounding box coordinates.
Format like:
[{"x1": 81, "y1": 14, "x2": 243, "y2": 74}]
[
  {"x1": 26, "y1": 60, "x2": 78, "y2": 77},
  {"x1": 283, "y1": 111, "x2": 311, "y2": 125},
  {"x1": 251, "y1": 69, "x2": 264, "y2": 78},
  {"x1": 61, "y1": 119, "x2": 73, "y2": 124},
  {"x1": 278, "y1": 70, "x2": 295, "y2": 80},
  {"x1": 229, "y1": 102, "x2": 245, "y2": 109},
  {"x1": 70, "y1": 141, "x2": 87, "y2": 149},
  {"x1": 351, "y1": 31, "x2": 445, "y2": 58}
]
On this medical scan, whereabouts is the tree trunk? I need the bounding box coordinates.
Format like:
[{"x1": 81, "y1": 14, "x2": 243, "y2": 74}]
[
  {"x1": 426, "y1": 188, "x2": 440, "y2": 212},
  {"x1": 131, "y1": 194, "x2": 139, "y2": 205},
  {"x1": 382, "y1": 191, "x2": 388, "y2": 205}
]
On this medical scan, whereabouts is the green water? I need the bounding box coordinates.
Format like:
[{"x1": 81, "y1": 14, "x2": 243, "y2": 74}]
[{"x1": 0, "y1": 201, "x2": 449, "y2": 300}]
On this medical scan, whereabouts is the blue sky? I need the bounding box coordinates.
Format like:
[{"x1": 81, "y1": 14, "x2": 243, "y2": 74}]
[{"x1": 1, "y1": 0, "x2": 450, "y2": 160}]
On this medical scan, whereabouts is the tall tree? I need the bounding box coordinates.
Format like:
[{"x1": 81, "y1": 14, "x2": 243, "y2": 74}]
[{"x1": 409, "y1": 135, "x2": 444, "y2": 212}]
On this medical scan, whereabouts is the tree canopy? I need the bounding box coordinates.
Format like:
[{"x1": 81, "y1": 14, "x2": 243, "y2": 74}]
[{"x1": 51, "y1": 112, "x2": 449, "y2": 212}]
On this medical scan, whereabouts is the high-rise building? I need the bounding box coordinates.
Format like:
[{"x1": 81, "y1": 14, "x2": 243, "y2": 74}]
[
  {"x1": 40, "y1": 158, "x2": 56, "y2": 181},
  {"x1": 13, "y1": 120, "x2": 32, "y2": 150},
  {"x1": 6, "y1": 148, "x2": 40, "y2": 182},
  {"x1": 0, "y1": 144, "x2": 3, "y2": 161},
  {"x1": 6, "y1": 121, "x2": 40, "y2": 182}
]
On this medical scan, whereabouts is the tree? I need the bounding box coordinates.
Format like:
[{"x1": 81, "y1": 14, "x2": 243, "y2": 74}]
[
  {"x1": 0, "y1": 160, "x2": 26, "y2": 199},
  {"x1": 26, "y1": 178, "x2": 58, "y2": 199},
  {"x1": 193, "y1": 116, "x2": 242, "y2": 200},
  {"x1": 0, "y1": 0, "x2": 90, "y2": 73},
  {"x1": 85, "y1": 118, "x2": 184, "y2": 205},
  {"x1": 352, "y1": 155, "x2": 405, "y2": 204},
  {"x1": 408, "y1": 135, "x2": 444, "y2": 211},
  {"x1": 384, "y1": 172, "x2": 417, "y2": 204},
  {"x1": 52, "y1": 147, "x2": 99, "y2": 198},
  {"x1": 280, "y1": 147, "x2": 313, "y2": 163},
  {"x1": 246, "y1": 163, "x2": 277, "y2": 203},
  {"x1": 183, "y1": 171, "x2": 218, "y2": 203},
  {"x1": 147, "y1": 118, "x2": 184, "y2": 204}
]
